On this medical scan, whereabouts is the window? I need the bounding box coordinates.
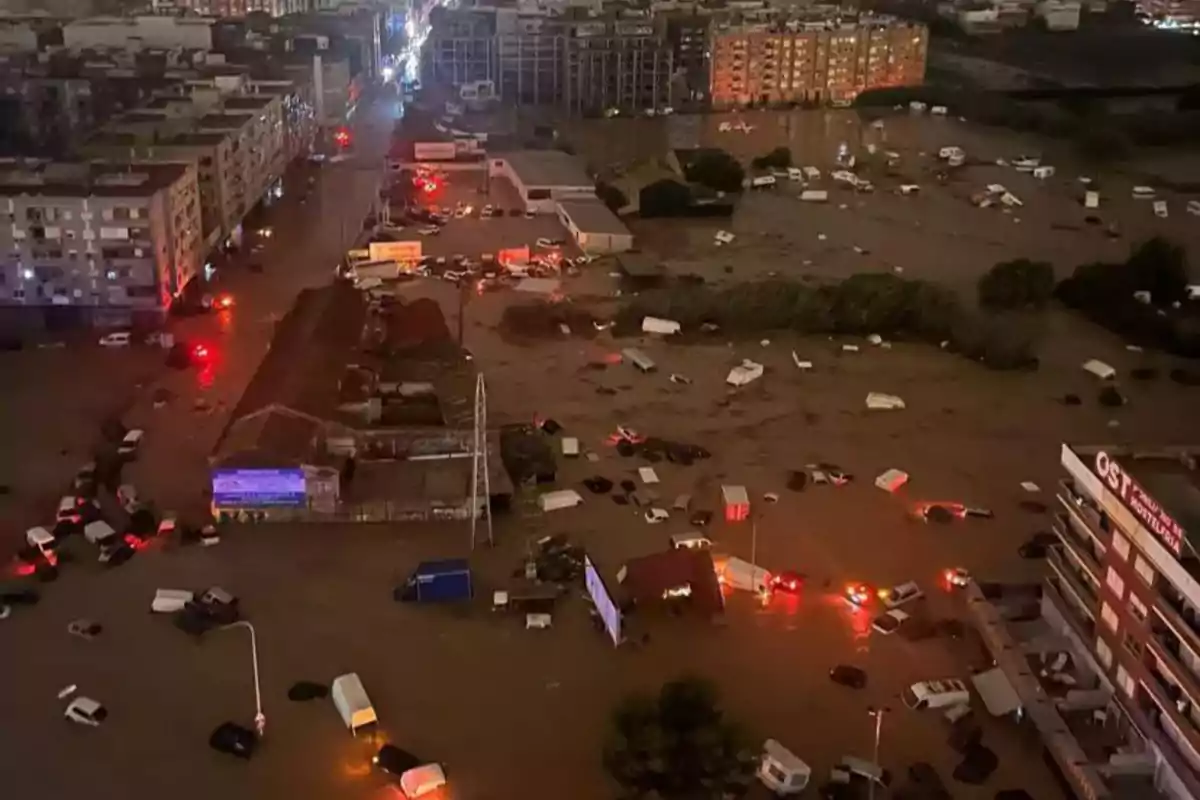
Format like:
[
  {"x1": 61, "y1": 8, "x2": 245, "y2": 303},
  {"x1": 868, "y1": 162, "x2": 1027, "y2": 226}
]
[
  {"x1": 527, "y1": 189, "x2": 552, "y2": 200},
  {"x1": 1096, "y1": 637, "x2": 1114, "y2": 669},
  {"x1": 1129, "y1": 593, "x2": 1148, "y2": 623},
  {"x1": 1133, "y1": 555, "x2": 1156, "y2": 586},
  {"x1": 1106, "y1": 567, "x2": 1126, "y2": 599},
  {"x1": 1116, "y1": 664, "x2": 1135, "y2": 697},
  {"x1": 1101, "y1": 602, "x2": 1120, "y2": 633},
  {"x1": 1123, "y1": 631, "x2": 1143, "y2": 657},
  {"x1": 1112, "y1": 532, "x2": 1131, "y2": 560}
]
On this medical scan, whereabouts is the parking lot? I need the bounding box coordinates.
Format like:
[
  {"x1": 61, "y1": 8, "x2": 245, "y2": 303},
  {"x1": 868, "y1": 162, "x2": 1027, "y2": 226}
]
[{"x1": 386, "y1": 171, "x2": 582, "y2": 261}]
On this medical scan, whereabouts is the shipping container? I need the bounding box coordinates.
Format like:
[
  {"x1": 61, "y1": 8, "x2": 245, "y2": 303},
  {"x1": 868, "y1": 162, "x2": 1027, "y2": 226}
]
[{"x1": 396, "y1": 559, "x2": 473, "y2": 603}]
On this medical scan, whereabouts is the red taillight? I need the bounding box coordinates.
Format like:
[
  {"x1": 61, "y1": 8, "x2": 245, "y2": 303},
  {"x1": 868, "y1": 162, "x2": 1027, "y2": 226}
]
[{"x1": 193, "y1": 345, "x2": 210, "y2": 360}]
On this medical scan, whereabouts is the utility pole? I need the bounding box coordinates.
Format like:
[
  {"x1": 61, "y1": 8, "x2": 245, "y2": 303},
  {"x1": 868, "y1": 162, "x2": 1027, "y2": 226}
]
[
  {"x1": 221, "y1": 621, "x2": 265, "y2": 738},
  {"x1": 470, "y1": 373, "x2": 493, "y2": 549},
  {"x1": 867, "y1": 706, "x2": 888, "y2": 800}
]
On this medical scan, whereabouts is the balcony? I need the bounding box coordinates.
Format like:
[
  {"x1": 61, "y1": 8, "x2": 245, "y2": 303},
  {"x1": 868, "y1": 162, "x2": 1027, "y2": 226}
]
[
  {"x1": 1051, "y1": 512, "x2": 1105, "y2": 581},
  {"x1": 1147, "y1": 622, "x2": 1200, "y2": 709},
  {"x1": 1044, "y1": 573, "x2": 1097, "y2": 642},
  {"x1": 1048, "y1": 546, "x2": 1101, "y2": 612},
  {"x1": 1134, "y1": 673, "x2": 1200, "y2": 793}
]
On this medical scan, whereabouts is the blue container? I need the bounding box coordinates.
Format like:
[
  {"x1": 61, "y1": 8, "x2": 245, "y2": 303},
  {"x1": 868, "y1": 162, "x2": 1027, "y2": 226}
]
[{"x1": 399, "y1": 559, "x2": 473, "y2": 603}]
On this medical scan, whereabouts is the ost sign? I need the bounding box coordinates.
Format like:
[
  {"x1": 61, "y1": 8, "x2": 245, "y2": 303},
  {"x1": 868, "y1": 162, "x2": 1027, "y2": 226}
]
[{"x1": 1093, "y1": 451, "x2": 1186, "y2": 555}]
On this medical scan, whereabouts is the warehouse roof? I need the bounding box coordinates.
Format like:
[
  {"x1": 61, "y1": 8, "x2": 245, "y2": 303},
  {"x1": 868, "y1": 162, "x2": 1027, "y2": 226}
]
[
  {"x1": 499, "y1": 150, "x2": 592, "y2": 188},
  {"x1": 557, "y1": 199, "x2": 631, "y2": 237}
]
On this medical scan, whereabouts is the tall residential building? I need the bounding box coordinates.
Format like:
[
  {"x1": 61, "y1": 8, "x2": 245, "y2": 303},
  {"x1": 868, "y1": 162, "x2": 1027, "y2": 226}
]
[
  {"x1": 1050, "y1": 444, "x2": 1200, "y2": 798},
  {"x1": 423, "y1": 6, "x2": 676, "y2": 115},
  {"x1": 562, "y1": 17, "x2": 674, "y2": 115},
  {"x1": 710, "y1": 14, "x2": 928, "y2": 108},
  {"x1": 80, "y1": 87, "x2": 286, "y2": 247},
  {"x1": 665, "y1": 13, "x2": 713, "y2": 108},
  {"x1": 0, "y1": 161, "x2": 203, "y2": 325}
]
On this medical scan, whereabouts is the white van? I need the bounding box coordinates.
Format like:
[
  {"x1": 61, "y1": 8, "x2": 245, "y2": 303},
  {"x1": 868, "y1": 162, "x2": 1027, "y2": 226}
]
[
  {"x1": 758, "y1": 739, "x2": 811, "y2": 795},
  {"x1": 799, "y1": 190, "x2": 828, "y2": 203},
  {"x1": 786, "y1": 167, "x2": 805, "y2": 182},
  {"x1": 1084, "y1": 191, "x2": 1100, "y2": 209},
  {"x1": 670, "y1": 532, "x2": 713, "y2": 550},
  {"x1": 118, "y1": 429, "x2": 144, "y2": 458},
  {"x1": 25, "y1": 526, "x2": 56, "y2": 559},
  {"x1": 538, "y1": 489, "x2": 583, "y2": 512},
  {"x1": 902, "y1": 678, "x2": 971, "y2": 710},
  {"x1": 721, "y1": 557, "x2": 770, "y2": 593},
  {"x1": 332, "y1": 673, "x2": 378, "y2": 735},
  {"x1": 561, "y1": 437, "x2": 580, "y2": 458},
  {"x1": 622, "y1": 348, "x2": 656, "y2": 373},
  {"x1": 151, "y1": 589, "x2": 194, "y2": 613},
  {"x1": 84, "y1": 520, "x2": 117, "y2": 545}
]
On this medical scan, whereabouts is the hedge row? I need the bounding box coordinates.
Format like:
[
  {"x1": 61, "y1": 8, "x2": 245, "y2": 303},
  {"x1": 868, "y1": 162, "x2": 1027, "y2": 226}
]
[{"x1": 615, "y1": 274, "x2": 1038, "y2": 370}]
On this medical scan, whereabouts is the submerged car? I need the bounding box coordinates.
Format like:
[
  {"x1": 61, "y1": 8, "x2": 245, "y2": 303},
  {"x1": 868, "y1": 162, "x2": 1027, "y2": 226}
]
[{"x1": 829, "y1": 664, "x2": 868, "y2": 689}]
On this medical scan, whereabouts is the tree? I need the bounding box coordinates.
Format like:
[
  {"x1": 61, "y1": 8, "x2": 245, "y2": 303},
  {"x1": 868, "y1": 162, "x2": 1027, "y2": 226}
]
[
  {"x1": 596, "y1": 182, "x2": 630, "y2": 214},
  {"x1": 751, "y1": 146, "x2": 791, "y2": 171},
  {"x1": 683, "y1": 150, "x2": 745, "y2": 194},
  {"x1": 603, "y1": 676, "x2": 754, "y2": 800},
  {"x1": 639, "y1": 179, "x2": 693, "y2": 218},
  {"x1": 977, "y1": 259, "x2": 1055, "y2": 311}
]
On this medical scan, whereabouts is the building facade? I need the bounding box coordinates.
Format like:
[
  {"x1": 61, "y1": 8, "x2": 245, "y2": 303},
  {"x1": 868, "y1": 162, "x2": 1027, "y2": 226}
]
[
  {"x1": 81, "y1": 87, "x2": 286, "y2": 247},
  {"x1": 0, "y1": 161, "x2": 203, "y2": 325},
  {"x1": 710, "y1": 15, "x2": 928, "y2": 108},
  {"x1": 1053, "y1": 444, "x2": 1200, "y2": 798},
  {"x1": 149, "y1": 0, "x2": 308, "y2": 17},
  {"x1": 424, "y1": 6, "x2": 676, "y2": 114}
]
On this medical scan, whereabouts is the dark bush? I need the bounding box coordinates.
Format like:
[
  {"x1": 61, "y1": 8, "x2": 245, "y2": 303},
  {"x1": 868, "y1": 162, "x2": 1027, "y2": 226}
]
[
  {"x1": 1056, "y1": 237, "x2": 1199, "y2": 356},
  {"x1": 751, "y1": 146, "x2": 792, "y2": 171},
  {"x1": 639, "y1": 179, "x2": 693, "y2": 218},
  {"x1": 682, "y1": 150, "x2": 745, "y2": 194},
  {"x1": 595, "y1": 182, "x2": 628, "y2": 214},
  {"x1": 978, "y1": 259, "x2": 1055, "y2": 311},
  {"x1": 616, "y1": 274, "x2": 1040, "y2": 370}
]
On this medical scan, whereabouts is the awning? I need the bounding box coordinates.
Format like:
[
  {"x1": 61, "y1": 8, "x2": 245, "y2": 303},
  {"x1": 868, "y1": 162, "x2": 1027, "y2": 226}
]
[{"x1": 972, "y1": 667, "x2": 1022, "y2": 716}]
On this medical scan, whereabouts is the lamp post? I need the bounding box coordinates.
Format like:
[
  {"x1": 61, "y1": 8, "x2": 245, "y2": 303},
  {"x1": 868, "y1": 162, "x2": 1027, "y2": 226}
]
[
  {"x1": 867, "y1": 706, "x2": 888, "y2": 800},
  {"x1": 221, "y1": 621, "x2": 265, "y2": 738}
]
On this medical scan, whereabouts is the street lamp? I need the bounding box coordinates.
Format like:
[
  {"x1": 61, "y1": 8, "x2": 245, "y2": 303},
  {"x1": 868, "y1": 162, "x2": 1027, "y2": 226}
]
[
  {"x1": 867, "y1": 706, "x2": 889, "y2": 800},
  {"x1": 220, "y1": 621, "x2": 265, "y2": 738}
]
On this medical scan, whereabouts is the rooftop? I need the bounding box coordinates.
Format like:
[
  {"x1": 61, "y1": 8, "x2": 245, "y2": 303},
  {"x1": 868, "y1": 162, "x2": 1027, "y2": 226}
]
[
  {"x1": 497, "y1": 150, "x2": 592, "y2": 188},
  {"x1": 0, "y1": 160, "x2": 189, "y2": 198},
  {"x1": 557, "y1": 199, "x2": 630, "y2": 237}
]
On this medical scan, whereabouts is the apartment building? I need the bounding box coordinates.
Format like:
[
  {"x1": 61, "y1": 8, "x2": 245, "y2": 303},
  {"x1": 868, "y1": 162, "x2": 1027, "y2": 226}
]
[
  {"x1": 63, "y1": 16, "x2": 217, "y2": 51},
  {"x1": 1049, "y1": 444, "x2": 1200, "y2": 798},
  {"x1": 0, "y1": 161, "x2": 203, "y2": 325},
  {"x1": 665, "y1": 13, "x2": 713, "y2": 107},
  {"x1": 424, "y1": 6, "x2": 676, "y2": 114},
  {"x1": 149, "y1": 0, "x2": 308, "y2": 17},
  {"x1": 563, "y1": 18, "x2": 674, "y2": 115},
  {"x1": 80, "y1": 88, "x2": 285, "y2": 247},
  {"x1": 710, "y1": 14, "x2": 928, "y2": 108}
]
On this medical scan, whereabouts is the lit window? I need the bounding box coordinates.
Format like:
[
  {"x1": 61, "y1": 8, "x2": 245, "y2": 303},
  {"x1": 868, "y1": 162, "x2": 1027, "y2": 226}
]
[
  {"x1": 1106, "y1": 567, "x2": 1126, "y2": 599},
  {"x1": 1101, "y1": 602, "x2": 1119, "y2": 633},
  {"x1": 1129, "y1": 593, "x2": 1148, "y2": 623},
  {"x1": 1115, "y1": 664, "x2": 1135, "y2": 697},
  {"x1": 1133, "y1": 555, "x2": 1156, "y2": 586},
  {"x1": 1095, "y1": 637, "x2": 1114, "y2": 669}
]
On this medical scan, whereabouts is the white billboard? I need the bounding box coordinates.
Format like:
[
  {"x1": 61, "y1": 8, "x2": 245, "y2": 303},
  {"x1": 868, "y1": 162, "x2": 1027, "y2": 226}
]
[
  {"x1": 368, "y1": 241, "x2": 421, "y2": 264},
  {"x1": 414, "y1": 141, "x2": 457, "y2": 162},
  {"x1": 584, "y1": 555, "x2": 622, "y2": 647}
]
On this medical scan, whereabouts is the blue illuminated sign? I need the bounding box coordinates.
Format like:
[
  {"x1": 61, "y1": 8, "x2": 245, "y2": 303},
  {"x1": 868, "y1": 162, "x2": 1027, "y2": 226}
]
[{"x1": 212, "y1": 469, "x2": 307, "y2": 508}]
